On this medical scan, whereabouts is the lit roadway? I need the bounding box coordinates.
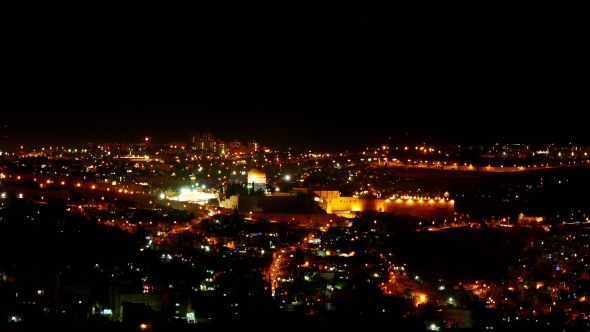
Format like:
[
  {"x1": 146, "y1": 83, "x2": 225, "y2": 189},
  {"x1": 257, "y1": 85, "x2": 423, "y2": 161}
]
[
  {"x1": 381, "y1": 272, "x2": 420, "y2": 298},
  {"x1": 269, "y1": 252, "x2": 283, "y2": 296}
]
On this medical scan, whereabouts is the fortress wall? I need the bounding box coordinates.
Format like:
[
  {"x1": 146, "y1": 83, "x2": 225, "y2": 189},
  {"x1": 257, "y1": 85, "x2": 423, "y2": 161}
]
[
  {"x1": 324, "y1": 197, "x2": 454, "y2": 221},
  {"x1": 222, "y1": 195, "x2": 455, "y2": 221},
  {"x1": 233, "y1": 195, "x2": 308, "y2": 213},
  {"x1": 218, "y1": 195, "x2": 239, "y2": 209},
  {"x1": 248, "y1": 213, "x2": 338, "y2": 225}
]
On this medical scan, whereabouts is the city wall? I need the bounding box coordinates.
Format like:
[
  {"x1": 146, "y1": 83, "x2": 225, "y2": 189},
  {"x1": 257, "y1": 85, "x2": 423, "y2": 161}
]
[
  {"x1": 0, "y1": 183, "x2": 212, "y2": 216},
  {"x1": 75, "y1": 189, "x2": 223, "y2": 218},
  {"x1": 321, "y1": 197, "x2": 454, "y2": 221},
  {"x1": 218, "y1": 195, "x2": 316, "y2": 214},
  {"x1": 247, "y1": 212, "x2": 341, "y2": 226},
  {"x1": 218, "y1": 193, "x2": 455, "y2": 221}
]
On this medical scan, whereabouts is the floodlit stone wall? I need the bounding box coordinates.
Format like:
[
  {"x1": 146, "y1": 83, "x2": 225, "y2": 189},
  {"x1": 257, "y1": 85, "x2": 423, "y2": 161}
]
[{"x1": 322, "y1": 197, "x2": 454, "y2": 220}]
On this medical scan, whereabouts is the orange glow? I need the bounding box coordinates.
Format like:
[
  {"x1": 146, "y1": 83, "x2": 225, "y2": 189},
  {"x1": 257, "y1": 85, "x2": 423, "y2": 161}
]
[{"x1": 415, "y1": 294, "x2": 427, "y2": 306}]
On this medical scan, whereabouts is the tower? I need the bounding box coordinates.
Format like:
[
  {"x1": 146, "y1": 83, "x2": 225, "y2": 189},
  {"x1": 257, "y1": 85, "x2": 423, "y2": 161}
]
[
  {"x1": 189, "y1": 131, "x2": 201, "y2": 147},
  {"x1": 201, "y1": 131, "x2": 212, "y2": 141}
]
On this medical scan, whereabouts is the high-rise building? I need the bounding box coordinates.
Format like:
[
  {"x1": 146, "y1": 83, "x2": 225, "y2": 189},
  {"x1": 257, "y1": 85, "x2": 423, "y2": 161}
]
[
  {"x1": 201, "y1": 131, "x2": 212, "y2": 141},
  {"x1": 120, "y1": 141, "x2": 131, "y2": 151},
  {"x1": 198, "y1": 139, "x2": 214, "y2": 151},
  {"x1": 189, "y1": 131, "x2": 201, "y2": 144},
  {"x1": 248, "y1": 140, "x2": 260, "y2": 153},
  {"x1": 217, "y1": 140, "x2": 227, "y2": 155},
  {"x1": 229, "y1": 140, "x2": 243, "y2": 154}
]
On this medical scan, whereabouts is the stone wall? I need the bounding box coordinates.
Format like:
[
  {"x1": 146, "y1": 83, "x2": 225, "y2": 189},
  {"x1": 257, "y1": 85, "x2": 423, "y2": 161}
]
[
  {"x1": 321, "y1": 197, "x2": 454, "y2": 221},
  {"x1": 247, "y1": 213, "x2": 340, "y2": 226},
  {"x1": 220, "y1": 194, "x2": 454, "y2": 221}
]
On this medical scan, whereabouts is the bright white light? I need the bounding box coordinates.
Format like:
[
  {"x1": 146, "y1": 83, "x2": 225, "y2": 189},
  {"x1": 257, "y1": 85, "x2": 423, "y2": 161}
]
[{"x1": 285, "y1": 175, "x2": 290, "y2": 181}]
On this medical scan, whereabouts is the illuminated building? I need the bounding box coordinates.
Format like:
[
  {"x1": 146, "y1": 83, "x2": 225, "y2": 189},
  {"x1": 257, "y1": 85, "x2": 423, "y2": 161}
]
[
  {"x1": 189, "y1": 131, "x2": 200, "y2": 144},
  {"x1": 248, "y1": 140, "x2": 260, "y2": 153},
  {"x1": 201, "y1": 131, "x2": 212, "y2": 141},
  {"x1": 247, "y1": 168, "x2": 267, "y2": 192},
  {"x1": 165, "y1": 188, "x2": 217, "y2": 204}
]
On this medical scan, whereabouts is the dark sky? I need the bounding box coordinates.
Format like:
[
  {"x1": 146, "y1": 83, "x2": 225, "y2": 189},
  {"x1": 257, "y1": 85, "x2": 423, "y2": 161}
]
[{"x1": 2, "y1": 5, "x2": 588, "y2": 151}]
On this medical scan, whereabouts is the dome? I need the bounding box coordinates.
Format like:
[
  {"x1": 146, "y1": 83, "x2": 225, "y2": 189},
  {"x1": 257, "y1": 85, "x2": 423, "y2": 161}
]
[{"x1": 248, "y1": 168, "x2": 266, "y2": 179}]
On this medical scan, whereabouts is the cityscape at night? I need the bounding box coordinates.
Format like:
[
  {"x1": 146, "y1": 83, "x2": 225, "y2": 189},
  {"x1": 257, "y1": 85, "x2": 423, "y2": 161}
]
[{"x1": 1, "y1": 5, "x2": 588, "y2": 332}]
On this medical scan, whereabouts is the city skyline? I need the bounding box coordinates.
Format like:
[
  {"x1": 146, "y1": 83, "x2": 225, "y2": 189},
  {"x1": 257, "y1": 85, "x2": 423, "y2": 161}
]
[
  {"x1": 3, "y1": 6, "x2": 590, "y2": 330},
  {"x1": 2, "y1": 107, "x2": 588, "y2": 152}
]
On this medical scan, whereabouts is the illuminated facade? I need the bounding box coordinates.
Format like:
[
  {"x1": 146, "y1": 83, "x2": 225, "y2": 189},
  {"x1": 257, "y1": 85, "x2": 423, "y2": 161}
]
[
  {"x1": 320, "y1": 196, "x2": 454, "y2": 220},
  {"x1": 164, "y1": 188, "x2": 217, "y2": 204},
  {"x1": 247, "y1": 168, "x2": 267, "y2": 192},
  {"x1": 189, "y1": 131, "x2": 200, "y2": 145},
  {"x1": 247, "y1": 168, "x2": 266, "y2": 184},
  {"x1": 248, "y1": 140, "x2": 260, "y2": 153},
  {"x1": 217, "y1": 191, "x2": 453, "y2": 220}
]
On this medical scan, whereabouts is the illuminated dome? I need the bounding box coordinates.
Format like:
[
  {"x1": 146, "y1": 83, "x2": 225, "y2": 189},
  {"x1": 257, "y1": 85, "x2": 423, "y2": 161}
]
[
  {"x1": 248, "y1": 168, "x2": 266, "y2": 179},
  {"x1": 248, "y1": 168, "x2": 267, "y2": 185}
]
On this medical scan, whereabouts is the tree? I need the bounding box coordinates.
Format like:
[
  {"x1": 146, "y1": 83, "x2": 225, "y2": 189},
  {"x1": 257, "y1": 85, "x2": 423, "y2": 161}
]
[
  {"x1": 266, "y1": 184, "x2": 275, "y2": 194},
  {"x1": 232, "y1": 208, "x2": 241, "y2": 224}
]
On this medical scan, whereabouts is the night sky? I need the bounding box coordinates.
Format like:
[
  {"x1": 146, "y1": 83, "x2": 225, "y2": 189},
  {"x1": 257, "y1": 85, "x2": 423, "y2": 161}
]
[{"x1": 2, "y1": 6, "x2": 587, "y2": 151}]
